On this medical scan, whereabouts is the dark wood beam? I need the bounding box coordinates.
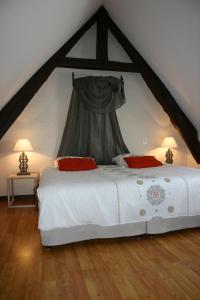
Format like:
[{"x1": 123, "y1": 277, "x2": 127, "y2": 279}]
[
  {"x1": 96, "y1": 7, "x2": 108, "y2": 60},
  {"x1": 108, "y1": 16, "x2": 200, "y2": 163},
  {"x1": 57, "y1": 57, "x2": 139, "y2": 72},
  {"x1": 0, "y1": 9, "x2": 99, "y2": 140}
]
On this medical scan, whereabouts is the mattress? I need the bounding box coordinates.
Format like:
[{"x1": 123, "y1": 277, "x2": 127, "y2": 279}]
[{"x1": 37, "y1": 164, "x2": 200, "y2": 232}]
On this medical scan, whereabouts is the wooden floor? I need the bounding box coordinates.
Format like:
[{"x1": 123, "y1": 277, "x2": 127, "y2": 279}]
[{"x1": 0, "y1": 201, "x2": 200, "y2": 300}]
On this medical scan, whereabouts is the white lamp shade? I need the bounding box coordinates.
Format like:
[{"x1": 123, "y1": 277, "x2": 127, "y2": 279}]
[
  {"x1": 13, "y1": 139, "x2": 33, "y2": 151},
  {"x1": 161, "y1": 137, "x2": 178, "y2": 148}
]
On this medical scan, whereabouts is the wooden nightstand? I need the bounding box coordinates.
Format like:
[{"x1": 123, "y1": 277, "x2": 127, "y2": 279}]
[{"x1": 7, "y1": 173, "x2": 39, "y2": 208}]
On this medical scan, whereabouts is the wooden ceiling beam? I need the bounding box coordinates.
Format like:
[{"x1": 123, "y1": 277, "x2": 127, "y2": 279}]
[
  {"x1": 96, "y1": 7, "x2": 108, "y2": 60},
  {"x1": 108, "y1": 15, "x2": 200, "y2": 163},
  {"x1": 57, "y1": 57, "x2": 139, "y2": 72}
]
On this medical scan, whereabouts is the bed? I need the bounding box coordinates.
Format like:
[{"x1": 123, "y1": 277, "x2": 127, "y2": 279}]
[{"x1": 37, "y1": 164, "x2": 200, "y2": 246}]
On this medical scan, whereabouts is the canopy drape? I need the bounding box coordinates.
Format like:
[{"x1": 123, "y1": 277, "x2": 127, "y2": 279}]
[{"x1": 57, "y1": 76, "x2": 129, "y2": 164}]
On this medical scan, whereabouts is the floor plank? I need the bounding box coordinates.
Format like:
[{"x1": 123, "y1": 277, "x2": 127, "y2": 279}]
[{"x1": 0, "y1": 200, "x2": 200, "y2": 300}]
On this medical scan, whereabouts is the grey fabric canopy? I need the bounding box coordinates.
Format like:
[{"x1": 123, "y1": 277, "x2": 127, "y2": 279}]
[{"x1": 57, "y1": 76, "x2": 129, "y2": 164}]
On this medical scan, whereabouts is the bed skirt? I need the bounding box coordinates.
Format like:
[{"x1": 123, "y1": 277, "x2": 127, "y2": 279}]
[
  {"x1": 40, "y1": 222, "x2": 147, "y2": 246},
  {"x1": 40, "y1": 216, "x2": 200, "y2": 246},
  {"x1": 147, "y1": 215, "x2": 200, "y2": 234}
]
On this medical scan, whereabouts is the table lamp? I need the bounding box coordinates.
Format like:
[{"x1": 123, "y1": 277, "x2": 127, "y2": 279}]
[
  {"x1": 161, "y1": 137, "x2": 177, "y2": 164},
  {"x1": 13, "y1": 139, "x2": 33, "y2": 175}
]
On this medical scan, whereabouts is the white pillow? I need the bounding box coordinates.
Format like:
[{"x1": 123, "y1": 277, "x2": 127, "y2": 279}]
[
  {"x1": 57, "y1": 156, "x2": 95, "y2": 160},
  {"x1": 112, "y1": 153, "x2": 133, "y2": 167},
  {"x1": 53, "y1": 160, "x2": 58, "y2": 168},
  {"x1": 57, "y1": 156, "x2": 85, "y2": 160},
  {"x1": 112, "y1": 153, "x2": 144, "y2": 167}
]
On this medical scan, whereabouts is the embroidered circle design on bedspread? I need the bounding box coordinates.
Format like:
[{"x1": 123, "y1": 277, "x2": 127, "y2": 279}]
[
  {"x1": 147, "y1": 185, "x2": 166, "y2": 205},
  {"x1": 139, "y1": 209, "x2": 146, "y2": 216},
  {"x1": 168, "y1": 206, "x2": 174, "y2": 213},
  {"x1": 137, "y1": 180, "x2": 143, "y2": 185},
  {"x1": 164, "y1": 178, "x2": 171, "y2": 182}
]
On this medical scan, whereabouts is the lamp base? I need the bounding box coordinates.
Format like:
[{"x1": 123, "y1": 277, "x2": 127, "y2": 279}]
[
  {"x1": 165, "y1": 148, "x2": 173, "y2": 164},
  {"x1": 18, "y1": 151, "x2": 30, "y2": 175},
  {"x1": 17, "y1": 172, "x2": 30, "y2": 176}
]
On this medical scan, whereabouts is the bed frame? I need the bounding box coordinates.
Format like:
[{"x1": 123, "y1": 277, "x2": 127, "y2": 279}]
[{"x1": 40, "y1": 215, "x2": 200, "y2": 246}]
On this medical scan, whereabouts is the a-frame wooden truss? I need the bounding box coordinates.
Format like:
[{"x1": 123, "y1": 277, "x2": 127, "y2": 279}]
[{"x1": 1, "y1": 6, "x2": 200, "y2": 163}]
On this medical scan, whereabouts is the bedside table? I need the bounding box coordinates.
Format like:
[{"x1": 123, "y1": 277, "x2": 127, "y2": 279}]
[{"x1": 7, "y1": 173, "x2": 39, "y2": 208}]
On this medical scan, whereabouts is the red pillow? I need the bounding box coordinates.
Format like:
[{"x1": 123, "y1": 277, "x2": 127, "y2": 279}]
[
  {"x1": 58, "y1": 157, "x2": 97, "y2": 171},
  {"x1": 124, "y1": 156, "x2": 163, "y2": 168}
]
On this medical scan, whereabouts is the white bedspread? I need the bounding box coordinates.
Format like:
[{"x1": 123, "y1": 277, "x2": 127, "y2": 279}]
[{"x1": 38, "y1": 165, "x2": 200, "y2": 230}]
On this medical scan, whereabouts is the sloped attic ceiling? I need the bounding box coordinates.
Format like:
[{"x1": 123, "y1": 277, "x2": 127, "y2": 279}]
[{"x1": 0, "y1": 0, "x2": 199, "y2": 161}]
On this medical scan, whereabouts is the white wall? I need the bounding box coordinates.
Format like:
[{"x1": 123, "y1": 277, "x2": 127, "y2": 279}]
[
  {"x1": 105, "y1": 0, "x2": 200, "y2": 139},
  {"x1": 0, "y1": 22, "x2": 194, "y2": 196}
]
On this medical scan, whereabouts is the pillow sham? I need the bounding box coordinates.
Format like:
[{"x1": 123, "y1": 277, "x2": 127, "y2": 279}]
[
  {"x1": 54, "y1": 157, "x2": 84, "y2": 168},
  {"x1": 124, "y1": 156, "x2": 163, "y2": 168},
  {"x1": 58, "y1": 157, "x2": 97, "y2": 171}
]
